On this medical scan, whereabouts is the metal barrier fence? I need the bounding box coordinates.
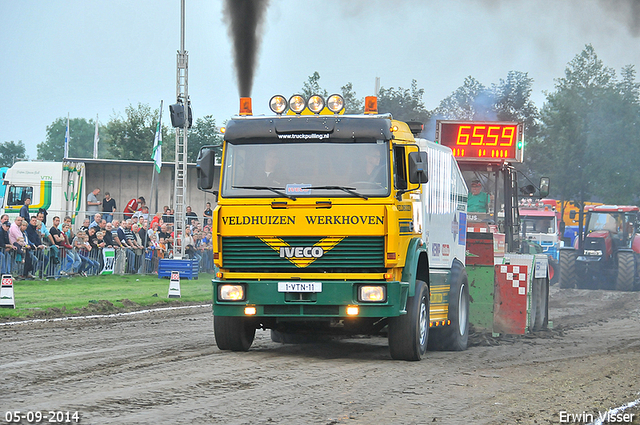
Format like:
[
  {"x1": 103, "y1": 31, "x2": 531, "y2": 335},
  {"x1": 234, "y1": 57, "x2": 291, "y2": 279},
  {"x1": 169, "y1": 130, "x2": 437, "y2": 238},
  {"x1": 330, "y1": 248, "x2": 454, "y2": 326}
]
[
  {"x1": 1, "y1": 245, "x2": 215, "y2": 280},
  {"x1": 4, "y1": 210, "x2": 212, "y2": 233}
]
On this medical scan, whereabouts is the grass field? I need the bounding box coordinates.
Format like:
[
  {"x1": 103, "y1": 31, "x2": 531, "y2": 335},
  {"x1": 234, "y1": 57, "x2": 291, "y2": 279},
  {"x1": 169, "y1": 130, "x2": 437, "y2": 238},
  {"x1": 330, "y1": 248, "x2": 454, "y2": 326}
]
[{"x1": 0, "y1": 273, "x2": 214, "y2": 320}]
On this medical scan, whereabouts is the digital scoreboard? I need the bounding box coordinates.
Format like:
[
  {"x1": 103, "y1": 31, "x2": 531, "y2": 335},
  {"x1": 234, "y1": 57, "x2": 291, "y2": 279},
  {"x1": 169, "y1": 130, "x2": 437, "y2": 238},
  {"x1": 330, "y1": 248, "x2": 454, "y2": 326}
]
[{"x1": 435, "y1": 120, "x2": 524, "y2": 163}]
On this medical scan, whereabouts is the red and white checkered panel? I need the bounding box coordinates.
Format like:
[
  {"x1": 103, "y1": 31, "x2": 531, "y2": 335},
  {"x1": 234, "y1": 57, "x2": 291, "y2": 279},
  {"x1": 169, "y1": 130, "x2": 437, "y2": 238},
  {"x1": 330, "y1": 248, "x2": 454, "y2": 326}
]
[
  {"x1": 502, "y1": 265, "x2": 527, "y2": 296},
  {"x1": 1, "y1": 275, "x2": 13, "y2": 287},
  {"x1": 494, "y1": 264, "x2": 530, "y2": 335}
]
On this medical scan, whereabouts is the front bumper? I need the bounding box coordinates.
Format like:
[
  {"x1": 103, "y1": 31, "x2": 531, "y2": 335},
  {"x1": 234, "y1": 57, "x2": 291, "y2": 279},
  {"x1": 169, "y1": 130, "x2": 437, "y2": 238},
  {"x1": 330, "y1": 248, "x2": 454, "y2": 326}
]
[
  {"x1": 212, "y1": 279, "x2": 409, "y2": 318},
  {"x1": 576, "y1": 255, "x2": 605, "y2": 275}
]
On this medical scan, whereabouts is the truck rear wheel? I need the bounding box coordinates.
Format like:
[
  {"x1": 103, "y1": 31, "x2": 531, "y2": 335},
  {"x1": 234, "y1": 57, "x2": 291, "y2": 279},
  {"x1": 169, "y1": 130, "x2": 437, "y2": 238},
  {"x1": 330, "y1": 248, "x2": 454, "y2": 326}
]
[
  {"x1": 388, "y1": 280, "x2": 429, "y2": 361},
  {"x1": 214, "y1": 315, "x2": 256, "y2": 351},
  {"x1": 615, "y1": 252, "x2": 635, "y2": 291},
  {"x1": 428, "y1": 261, "x2": 469, "y2": 351},
  {"x1": 559, "y1": 249, "x2": 577, "y2": 289}
]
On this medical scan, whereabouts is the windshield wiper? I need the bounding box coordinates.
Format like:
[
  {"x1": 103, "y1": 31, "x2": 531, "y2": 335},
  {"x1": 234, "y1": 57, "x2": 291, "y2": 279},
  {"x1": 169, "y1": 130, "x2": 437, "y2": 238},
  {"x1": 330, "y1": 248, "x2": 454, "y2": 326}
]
[
  {"x1": 307, "y1": 186, "x2": 369, "y2": 200},
  {"x1": 232, "y1": 186, "x2": 297, "y2": 200}
]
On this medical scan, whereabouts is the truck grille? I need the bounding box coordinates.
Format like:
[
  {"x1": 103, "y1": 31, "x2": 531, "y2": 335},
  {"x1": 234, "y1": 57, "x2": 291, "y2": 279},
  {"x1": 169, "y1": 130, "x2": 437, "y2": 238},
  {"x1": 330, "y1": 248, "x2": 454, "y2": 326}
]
[{"x1": 221, "y1": 236, "x2": 385, "y2": 272}]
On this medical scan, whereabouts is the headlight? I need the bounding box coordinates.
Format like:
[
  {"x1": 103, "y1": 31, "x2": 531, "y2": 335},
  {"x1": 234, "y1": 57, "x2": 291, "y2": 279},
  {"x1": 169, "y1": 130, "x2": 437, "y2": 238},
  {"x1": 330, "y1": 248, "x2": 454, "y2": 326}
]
[
  {"x1": 358, "y1": 285, "x2": 386, "y2": 302},
  {"x1": 327, "y1": 94, "x2": 345, "y2": 113},
  {"x1": 288, "y1": 95, "x2": 306, "y2": 114},
  {"x1": 307, "y1": 95, "x2": 325, "y2": 114},
  {"x1": 269, "y1": 95, "x2": 287, "y2": 114},
  {"x1": 584, "y1": 249, "x2": 603, "y2": 256},
  {"x1": 219, "y1": 284, "x2": 245, "y2": 301}
]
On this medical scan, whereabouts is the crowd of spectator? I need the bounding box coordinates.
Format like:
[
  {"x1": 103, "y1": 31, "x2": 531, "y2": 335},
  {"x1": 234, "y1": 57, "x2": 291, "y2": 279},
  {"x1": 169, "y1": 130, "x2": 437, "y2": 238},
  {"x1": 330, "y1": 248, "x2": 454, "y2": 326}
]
[{"x1": 0, "y1": 190, "x2": 215, "y2": 280}]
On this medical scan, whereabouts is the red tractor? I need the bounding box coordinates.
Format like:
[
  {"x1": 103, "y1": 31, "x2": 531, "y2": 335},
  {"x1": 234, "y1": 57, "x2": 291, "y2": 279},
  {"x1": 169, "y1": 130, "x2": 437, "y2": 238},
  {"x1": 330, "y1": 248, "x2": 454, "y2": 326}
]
[{"x1": 559, "y1": 205, "x2": 640, "y2": 291}]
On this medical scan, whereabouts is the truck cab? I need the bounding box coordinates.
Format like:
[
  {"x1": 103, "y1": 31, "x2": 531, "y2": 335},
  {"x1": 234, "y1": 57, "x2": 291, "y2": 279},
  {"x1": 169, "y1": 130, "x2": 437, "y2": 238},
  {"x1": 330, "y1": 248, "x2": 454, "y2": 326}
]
[
  {"x1": 197, "y1": 95, "x2": 469, "y2": 360},
  {"x1": 519, "y1": 201, "x2": 561, "y2": 285}
]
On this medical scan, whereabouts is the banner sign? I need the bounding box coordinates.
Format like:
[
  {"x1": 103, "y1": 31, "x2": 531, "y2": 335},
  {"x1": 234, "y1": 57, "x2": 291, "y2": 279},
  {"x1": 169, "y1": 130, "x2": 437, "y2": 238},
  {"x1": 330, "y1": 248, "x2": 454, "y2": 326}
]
[{"x1": 101, "y1": 248, "x2": 115, "y2": 275}]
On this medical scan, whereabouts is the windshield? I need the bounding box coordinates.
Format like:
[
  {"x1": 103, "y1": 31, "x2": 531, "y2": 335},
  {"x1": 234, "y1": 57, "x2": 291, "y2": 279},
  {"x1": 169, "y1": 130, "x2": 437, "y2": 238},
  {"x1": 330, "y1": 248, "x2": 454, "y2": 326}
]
[
  {"x1": 221, "y1": 141, "x2": 390, "y2": 198},
  {"x1": 521, "y1": 216, "x2": 555, "y2": 234},
  {"x1": 586, "y1": 212, "x2": 627, "y2": 234}
]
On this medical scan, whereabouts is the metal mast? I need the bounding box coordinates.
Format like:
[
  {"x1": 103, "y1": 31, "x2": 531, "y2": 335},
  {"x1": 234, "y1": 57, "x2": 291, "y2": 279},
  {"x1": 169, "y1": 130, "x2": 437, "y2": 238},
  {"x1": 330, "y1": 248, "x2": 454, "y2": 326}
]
[{"x1": 173, "y1": 0, "x2": 189, "y2": 259}]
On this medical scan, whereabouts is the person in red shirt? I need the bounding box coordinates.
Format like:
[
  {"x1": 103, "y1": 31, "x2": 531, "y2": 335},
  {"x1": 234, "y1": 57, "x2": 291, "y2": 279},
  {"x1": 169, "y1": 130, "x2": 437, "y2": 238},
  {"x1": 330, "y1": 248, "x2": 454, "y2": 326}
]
[{"x1": 123, "y1": 196, "x2": 145, "y2": 219}]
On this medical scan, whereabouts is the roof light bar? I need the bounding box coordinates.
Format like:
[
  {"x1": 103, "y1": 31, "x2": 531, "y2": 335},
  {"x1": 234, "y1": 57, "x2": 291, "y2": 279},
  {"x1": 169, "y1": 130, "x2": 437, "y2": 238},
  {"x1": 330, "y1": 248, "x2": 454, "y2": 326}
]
[{"x1": 269, "y1": 94, "x2": 347, "y2": 115}]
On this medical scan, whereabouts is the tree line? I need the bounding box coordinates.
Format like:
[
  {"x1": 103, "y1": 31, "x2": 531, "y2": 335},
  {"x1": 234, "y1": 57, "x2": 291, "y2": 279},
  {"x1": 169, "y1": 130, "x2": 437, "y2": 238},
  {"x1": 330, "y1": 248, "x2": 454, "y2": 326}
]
[
  {"x1": 312, "y1": 45, "x2": 640, "y2": 207},
  {"x1": 32, "y1": 105, "x2": 223, "y2": 165},
  {"x1": 2, "y1": 44, "x2": 638, "y2": 206}
]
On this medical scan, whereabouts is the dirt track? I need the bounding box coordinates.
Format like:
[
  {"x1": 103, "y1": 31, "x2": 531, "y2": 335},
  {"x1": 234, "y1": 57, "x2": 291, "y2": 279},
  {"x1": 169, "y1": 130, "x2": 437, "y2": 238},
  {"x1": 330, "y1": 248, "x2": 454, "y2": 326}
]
[{"x1": 1, "y1": 287, "x2": 640, "y2": 425}]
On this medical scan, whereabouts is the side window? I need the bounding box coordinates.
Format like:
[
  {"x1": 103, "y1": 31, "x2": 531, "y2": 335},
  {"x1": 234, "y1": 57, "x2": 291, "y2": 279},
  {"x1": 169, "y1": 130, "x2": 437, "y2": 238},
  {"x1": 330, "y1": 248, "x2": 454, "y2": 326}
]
[
  {"x1": 7, "y1": 186, "x2": 33, "y2": 207},
  {"x1": 393, "y1": 146, "x2": 407, "y2": 190}
]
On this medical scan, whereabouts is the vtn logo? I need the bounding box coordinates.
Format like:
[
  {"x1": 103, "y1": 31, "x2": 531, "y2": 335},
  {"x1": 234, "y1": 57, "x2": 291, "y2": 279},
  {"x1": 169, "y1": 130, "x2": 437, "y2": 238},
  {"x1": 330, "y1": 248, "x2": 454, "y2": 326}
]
[{"x1": 279, "y1": 246, "x2": 324, "y2": 259}]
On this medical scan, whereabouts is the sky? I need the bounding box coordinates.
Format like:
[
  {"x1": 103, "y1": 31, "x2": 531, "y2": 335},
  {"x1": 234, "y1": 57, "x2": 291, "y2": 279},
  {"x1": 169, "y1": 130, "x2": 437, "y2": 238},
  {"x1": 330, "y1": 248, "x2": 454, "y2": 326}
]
[{"x1": 2, "y1": 0, "x2": 640, "y2": 159}]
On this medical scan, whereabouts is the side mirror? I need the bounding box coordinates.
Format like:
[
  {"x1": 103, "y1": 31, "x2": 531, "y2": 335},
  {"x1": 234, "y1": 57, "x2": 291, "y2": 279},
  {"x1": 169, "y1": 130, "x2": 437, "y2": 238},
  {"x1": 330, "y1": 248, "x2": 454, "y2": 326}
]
[
  {"x1": 539, "y1": 177, "x2": 550, "y2": 198},
  {"x1": 197, "y1": 147, "x2": 217, "y2": 191},
  {"x1": 570, "y1": 210, "x2": 577, "y2": 220},
  {"x1": 408, "y1": 151, "x2": 428, "y2": 184}
]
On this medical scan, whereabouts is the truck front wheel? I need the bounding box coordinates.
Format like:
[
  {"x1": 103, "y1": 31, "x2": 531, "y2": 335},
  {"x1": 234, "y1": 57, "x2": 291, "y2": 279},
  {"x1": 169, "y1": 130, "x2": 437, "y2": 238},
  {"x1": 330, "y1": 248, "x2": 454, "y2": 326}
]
[
  {"x1": 214, "y1": 315, "x2": 256, "y2": 351},
  {"x1": 388, "y1": 280, "x2": 429, "y2": 361}
]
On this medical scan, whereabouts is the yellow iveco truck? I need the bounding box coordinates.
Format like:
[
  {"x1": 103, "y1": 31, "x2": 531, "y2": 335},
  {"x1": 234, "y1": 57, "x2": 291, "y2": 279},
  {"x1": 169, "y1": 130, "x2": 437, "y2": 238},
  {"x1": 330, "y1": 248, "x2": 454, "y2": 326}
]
[{"x1": 196, "y1": 94, "x2": 469, "y2": 360}]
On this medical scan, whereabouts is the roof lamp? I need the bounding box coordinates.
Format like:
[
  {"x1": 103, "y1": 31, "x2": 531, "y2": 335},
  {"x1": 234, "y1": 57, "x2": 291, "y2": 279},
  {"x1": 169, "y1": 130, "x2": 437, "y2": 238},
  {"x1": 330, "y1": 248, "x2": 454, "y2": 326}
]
[
  {"x1": 327, "y1": 94, "x2": 345, "y2": 113},
  {"x1": 308, "y1": 95, "x2": 325, "y2": 114},
  {"x1": 289, "y1": 95, "x2": 306, "y2": 114},
  {"x1": 364, "y1": 96, "x2": 378, "y2": 114},
  {"x1": 239, "y1": 97, "x2": 252, "y2": 116},
  {"x1": 269, "y1": 95, "x2": 287, "y2": 114}
]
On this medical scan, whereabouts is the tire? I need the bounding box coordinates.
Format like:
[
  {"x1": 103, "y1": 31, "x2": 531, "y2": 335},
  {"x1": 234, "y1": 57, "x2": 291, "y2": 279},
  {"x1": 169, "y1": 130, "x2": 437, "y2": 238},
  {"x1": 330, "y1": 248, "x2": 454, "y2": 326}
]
[
  {"x1": 548, "y1": 257, "x2": 559, "y2": 286},
  {"x1": 532, "y1": 277, "x2": 549, "y2": 331},
  {"x1": 428, "y1": 261, "x2": 469, "y2": 351},
  {"x1": 388, "y1": 280, "x2": 429, "y2": 361},
  {"x1": 615, "y1": 252, "x2": 635, "y2": 291},
  {"x1": 559, "y1": 249, "x2": 577, "y2": 289},
  {"x1": 213, "y1": 315, "x2": 256, "y2": 351}
]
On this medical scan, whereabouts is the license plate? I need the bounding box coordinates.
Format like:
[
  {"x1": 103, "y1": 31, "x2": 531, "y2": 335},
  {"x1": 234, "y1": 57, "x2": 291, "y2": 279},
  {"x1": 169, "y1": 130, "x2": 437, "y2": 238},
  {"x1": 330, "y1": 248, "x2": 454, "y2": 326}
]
[{"x1": 277, "y1": 282, "x2": 322, "y2": 293}]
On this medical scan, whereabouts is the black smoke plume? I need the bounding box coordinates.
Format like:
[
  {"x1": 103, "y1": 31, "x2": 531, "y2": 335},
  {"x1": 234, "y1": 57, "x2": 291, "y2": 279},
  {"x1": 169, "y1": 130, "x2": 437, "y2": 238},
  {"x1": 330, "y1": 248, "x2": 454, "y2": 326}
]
[
  {"x1": 600, "y1": 0, "x2": 640, "y2": 37},
  {"x1": 223, "y1": 0, "x2": 270, "y2": 97}
]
